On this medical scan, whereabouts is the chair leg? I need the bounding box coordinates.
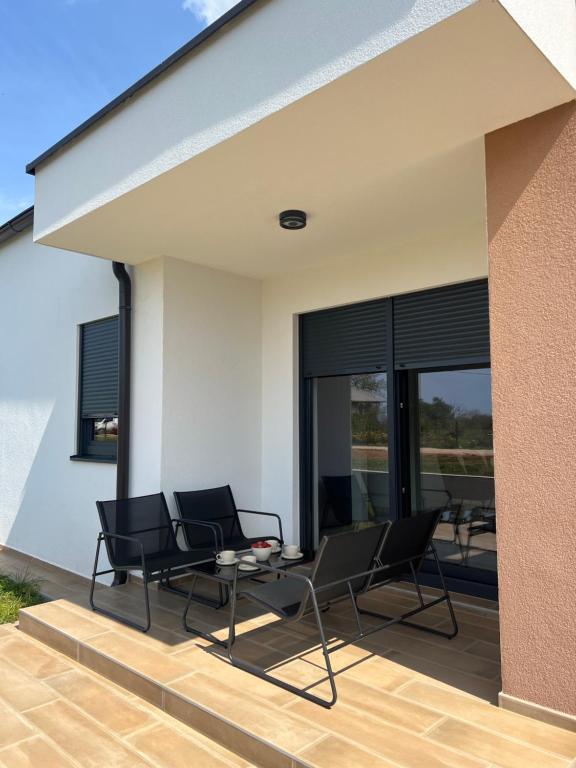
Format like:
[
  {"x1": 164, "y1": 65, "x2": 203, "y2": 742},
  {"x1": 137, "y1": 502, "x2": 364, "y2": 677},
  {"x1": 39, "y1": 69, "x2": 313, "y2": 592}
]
[
  {"x1": 165, "y1": 573, "x2": 229, "y2": 609},
  {"x1": 89, "y1": 535, "x2": 151, "y2": 633},
  {"x1": 182, "y1": 577, "x2": 227, "y2": 646},
  {"x1": 357, "y1": 552, "x2": 458, "y2": 641},
  {"x1": 227, "y1": 588, "x2": 338, "y2": 708}
]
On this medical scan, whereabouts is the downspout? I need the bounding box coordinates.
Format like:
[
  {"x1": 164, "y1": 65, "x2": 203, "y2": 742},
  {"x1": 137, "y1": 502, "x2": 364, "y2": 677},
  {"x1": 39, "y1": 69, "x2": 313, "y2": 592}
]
[{"x1": 112, "y1": 262, "x2": 132, "y2": 586}]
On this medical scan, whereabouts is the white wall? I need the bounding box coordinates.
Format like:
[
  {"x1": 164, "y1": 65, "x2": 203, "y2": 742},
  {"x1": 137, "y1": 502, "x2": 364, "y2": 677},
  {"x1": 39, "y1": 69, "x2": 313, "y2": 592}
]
[
  {"x1": 159, "y1": 257, "x2": 262, "y2": 520},
  {"x1": 130, "y1": 258, "x2": 164, "y2": 495},
  {"x1": 0, "y1": 230, "x2": 117, "y2": 576},
  {"x1": 128, "y1": 257, "x2": 263, "y2": 531},
  {"x1": 261, "y1": 222, "x2": 488, "y2": 542}
]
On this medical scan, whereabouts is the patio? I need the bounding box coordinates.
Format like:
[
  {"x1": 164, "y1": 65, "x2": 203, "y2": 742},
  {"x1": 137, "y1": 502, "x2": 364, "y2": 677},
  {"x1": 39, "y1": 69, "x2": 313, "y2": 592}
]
[{"x1": 2, "y1": 547, "x2": 575, "y2": 767}]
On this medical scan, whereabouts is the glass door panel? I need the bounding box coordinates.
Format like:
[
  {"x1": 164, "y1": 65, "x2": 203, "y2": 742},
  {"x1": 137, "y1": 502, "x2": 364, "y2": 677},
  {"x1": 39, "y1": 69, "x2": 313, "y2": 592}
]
[
  {"x1": 409, "y1": 368, "x2": 496, "y2": 574},
  {"x1": 314, "y1": 373, "x2": 391, "y2": 546}
]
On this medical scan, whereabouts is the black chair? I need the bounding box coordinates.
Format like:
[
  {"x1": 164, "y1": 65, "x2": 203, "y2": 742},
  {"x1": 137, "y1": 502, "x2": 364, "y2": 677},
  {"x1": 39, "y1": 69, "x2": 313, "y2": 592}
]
[
  {"x1": 90, "y1": 492, "x2": 219, "y2": 632},
  {"x1": 227, "y1": 511, "x2": 458, "y2": 707},
  {"x1": 227, "y1": 523, "x2": 388, "y2": 707},
  {"x1": 357, "y1": 509, "x2": 458, "y2": 640},
  {"x1": 173, "y1": 485, "x2": 283, "y2": 553}
]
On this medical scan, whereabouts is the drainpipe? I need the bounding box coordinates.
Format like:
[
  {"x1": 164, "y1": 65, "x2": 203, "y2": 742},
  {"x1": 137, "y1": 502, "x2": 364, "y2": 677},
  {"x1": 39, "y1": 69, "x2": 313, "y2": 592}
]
[{"x1": 112, "y1": 262, "x2": 132, "y2": 586}]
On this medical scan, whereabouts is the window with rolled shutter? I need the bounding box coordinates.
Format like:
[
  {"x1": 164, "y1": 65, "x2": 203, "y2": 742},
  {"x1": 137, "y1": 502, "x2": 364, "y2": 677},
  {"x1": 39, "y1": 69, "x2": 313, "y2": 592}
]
[
  {"x1": 393, "y1": 280, "x2": 490, "y2": 370},
  {"x1": 74, "y1": 315, "x2": 119, "y2": 461},
  {"x1": 300, "y1": 299, "x2": 388, "y2": 378}
]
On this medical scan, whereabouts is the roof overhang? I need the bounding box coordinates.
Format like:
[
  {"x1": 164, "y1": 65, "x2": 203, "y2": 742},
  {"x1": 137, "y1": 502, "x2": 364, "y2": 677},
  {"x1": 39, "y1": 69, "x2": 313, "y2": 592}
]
[
  {"x1": 0, "y1": 207, "x2": 34, "y2": 248},
  {"x1": 31, "y1": 0, "x2": 575, "y2": 278}
]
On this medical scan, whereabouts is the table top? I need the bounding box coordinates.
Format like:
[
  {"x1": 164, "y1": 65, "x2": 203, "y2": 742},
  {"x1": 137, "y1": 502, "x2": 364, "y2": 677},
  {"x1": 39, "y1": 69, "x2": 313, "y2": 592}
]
[{"x1": 187, "y1": 551, "x2": 312, "y2": 583}]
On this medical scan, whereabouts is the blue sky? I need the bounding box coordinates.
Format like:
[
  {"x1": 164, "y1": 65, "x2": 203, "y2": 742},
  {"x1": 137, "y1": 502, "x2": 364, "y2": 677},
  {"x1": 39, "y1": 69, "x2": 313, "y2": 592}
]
[{"x1": 0, "y1": 0, "x2": 236, "y2": 224}]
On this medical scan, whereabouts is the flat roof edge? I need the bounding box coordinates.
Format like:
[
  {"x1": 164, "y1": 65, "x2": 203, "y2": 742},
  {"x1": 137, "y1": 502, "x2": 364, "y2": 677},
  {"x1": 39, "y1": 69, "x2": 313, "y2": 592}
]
[
  {"x1": 25, "y1": 0, "x2": 262, "y2": 175},
  {"x1": 0, "y1": 206, "x2": 34, "y2": 246}
]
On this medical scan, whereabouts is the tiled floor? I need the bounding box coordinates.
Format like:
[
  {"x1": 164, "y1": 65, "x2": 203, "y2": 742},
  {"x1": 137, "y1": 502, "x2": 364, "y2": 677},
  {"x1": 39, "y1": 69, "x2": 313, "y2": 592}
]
[
  {"x1": 2, "y1": 546, "x2": 576, "y2": 768},
  {"x1": 0, "y1": 623, "x2": 254, "y2": 768}
]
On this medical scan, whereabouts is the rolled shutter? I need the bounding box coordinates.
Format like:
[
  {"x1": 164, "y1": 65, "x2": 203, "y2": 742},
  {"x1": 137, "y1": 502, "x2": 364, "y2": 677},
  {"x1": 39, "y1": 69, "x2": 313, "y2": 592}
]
[
  {"x1": 300, "y1": 299, "x2": 388, "y2": 378},
  {"x1": 393, "y1": 280, "x2": 489, "y2": 369},
  {"x1": 80, "y1": 316, "x2": 119, "y2": 417}
]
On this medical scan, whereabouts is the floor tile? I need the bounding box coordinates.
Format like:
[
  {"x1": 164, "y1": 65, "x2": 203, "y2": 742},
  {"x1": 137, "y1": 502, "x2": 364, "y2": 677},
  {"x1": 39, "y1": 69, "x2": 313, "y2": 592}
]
[
  {"x1": 288, "y1": 699, "x2": 488, "y2": 768},
  {"x1": 0, "y1": 636, "x2": 72, "y2": 679},
  {"x1": 24, "y1": 700, "x2": 153, "y2": 768},
  {"x1": 0, "y1": 658, "x2": 58, "y2": 712},
  {"x1": 82, "y1": 631, "x2": 189, "y2": 683},
  {"x1": 128, "y1": 723, "x2": 246, "y2": 768},
  {"x1": 298, "y1": 735, "x2": 396, "y2": 768},
  {"x1": 0, "y1": 706, "x2": 34, "y2": 749},
  {"x1": 0, "y1": 736, "x2": 77, "y2": 768},
  {"x1": 170, "y1": 672, "x2": 324, "y2": 752},
  {"x1": 46, "y1": 669, "x2": 154, "y2": 736},
  {"x1": 427, "y1": 717, "x2": 569, "y2": 768},
  {"x1": 399, "y1": 681, "x2": 576, "y2": 759},
  {"x1": 328, "y1": 676, "x2": 443, "y2": 733}
]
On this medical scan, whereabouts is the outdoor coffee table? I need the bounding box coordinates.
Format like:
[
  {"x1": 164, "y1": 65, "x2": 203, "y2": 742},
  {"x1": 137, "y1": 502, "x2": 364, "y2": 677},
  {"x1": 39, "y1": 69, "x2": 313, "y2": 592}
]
[{"x1": 182, "y1": 551, "x2": 312, "y2": 646}]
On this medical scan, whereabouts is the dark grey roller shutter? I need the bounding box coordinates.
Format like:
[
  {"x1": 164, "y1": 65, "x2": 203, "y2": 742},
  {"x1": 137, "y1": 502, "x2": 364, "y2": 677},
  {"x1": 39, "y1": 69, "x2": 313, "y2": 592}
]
[
  {"x1": 80, "y1": 316, "x2": 119, "y2": 417},
  {"x1": 393, "y1": 280, "x2": 489, "y2": 369},
  {"x1": 300, "y1": 299, "x2": 388, "y2": 378}
]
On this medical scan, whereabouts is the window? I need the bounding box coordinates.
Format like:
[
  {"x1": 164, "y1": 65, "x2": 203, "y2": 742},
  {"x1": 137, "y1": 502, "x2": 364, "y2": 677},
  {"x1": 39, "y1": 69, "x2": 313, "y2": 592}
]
[{"x1": 73, "y1": 316, "x2": 119, "y2": 462}]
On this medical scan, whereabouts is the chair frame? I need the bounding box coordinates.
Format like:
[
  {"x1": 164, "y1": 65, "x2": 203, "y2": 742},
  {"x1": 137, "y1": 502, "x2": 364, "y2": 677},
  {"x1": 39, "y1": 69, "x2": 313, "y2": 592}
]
[
  {"x1": 90, "y1": 499, "x2": 220, "y2": 632},
  {"x1": 227, "y1": 529, "x2": 458, "y2": 708}
]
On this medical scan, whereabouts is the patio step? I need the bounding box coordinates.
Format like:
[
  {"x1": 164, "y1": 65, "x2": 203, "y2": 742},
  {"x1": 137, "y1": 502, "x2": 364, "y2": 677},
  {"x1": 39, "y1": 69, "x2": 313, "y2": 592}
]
[
  {"x1": 0, "y1": 623, "x2": 254, "y2": 768},
  {"x1": 18, "y1": 599, "x2": 317, "y2": 768}
]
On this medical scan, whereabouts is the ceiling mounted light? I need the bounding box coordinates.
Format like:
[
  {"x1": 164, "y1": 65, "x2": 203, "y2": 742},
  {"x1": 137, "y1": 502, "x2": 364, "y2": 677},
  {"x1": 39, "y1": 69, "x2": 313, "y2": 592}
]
[{"x1": 279, "y1": 210, "x2": 307, "y2": 230}]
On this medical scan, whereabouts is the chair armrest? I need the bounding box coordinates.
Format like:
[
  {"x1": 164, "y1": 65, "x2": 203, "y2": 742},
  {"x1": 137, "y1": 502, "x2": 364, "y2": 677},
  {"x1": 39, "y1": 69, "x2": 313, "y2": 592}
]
[
  {"x1": 171, "y1": 518, "x2": 223, "y2": 551},
  {"x1": 99, "y1": 531, "x2": 146, "y2": 572},
  {"x1": 236, "y1": 509, "x2": 283, "y2": 542}
]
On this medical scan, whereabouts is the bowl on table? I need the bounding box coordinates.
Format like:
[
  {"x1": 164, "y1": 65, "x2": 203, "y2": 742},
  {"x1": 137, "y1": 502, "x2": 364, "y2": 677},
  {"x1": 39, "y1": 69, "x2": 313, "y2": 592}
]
[{"x1": 251, "y1": 540, "x2": 273, "y2": 562}]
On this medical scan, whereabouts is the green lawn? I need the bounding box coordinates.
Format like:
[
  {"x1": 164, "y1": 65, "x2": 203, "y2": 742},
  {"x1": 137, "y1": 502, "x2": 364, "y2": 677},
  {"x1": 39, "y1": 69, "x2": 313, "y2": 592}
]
[{"x1": 0, "y1": 572, "x2": 44, "y2": 624}]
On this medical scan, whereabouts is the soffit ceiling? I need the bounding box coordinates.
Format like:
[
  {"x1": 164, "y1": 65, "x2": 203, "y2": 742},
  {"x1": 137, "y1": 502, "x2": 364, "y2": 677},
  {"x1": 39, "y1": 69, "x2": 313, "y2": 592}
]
[{"x1": 37, "y1": 1, "x2": 575, "y2": 278}]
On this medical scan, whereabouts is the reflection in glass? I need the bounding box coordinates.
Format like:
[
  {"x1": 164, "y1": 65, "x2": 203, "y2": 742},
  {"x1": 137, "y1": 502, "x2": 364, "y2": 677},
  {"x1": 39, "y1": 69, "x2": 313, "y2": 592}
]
[
  {"x1": 315, "y1": 374, "x2": 391, "y2": 544},
  {"x1": 410, "y1": 368, "x2": 496, "y2": 572},
  {"x1": 94, "y1": 417, "x2": 118, "y2": 442}
]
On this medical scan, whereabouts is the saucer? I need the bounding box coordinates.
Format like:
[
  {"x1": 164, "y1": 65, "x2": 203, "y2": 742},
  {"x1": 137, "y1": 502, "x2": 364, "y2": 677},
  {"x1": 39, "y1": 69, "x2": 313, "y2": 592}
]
[
  {"x1": 216, "y1": 557, "x2": 238, "y2": 566},
  {"x1": 281, "y1": 552, "x2": 304, "y2": 560},
  {"x1": 238, "y1": 562, "x2": 260, "y2": 571}
]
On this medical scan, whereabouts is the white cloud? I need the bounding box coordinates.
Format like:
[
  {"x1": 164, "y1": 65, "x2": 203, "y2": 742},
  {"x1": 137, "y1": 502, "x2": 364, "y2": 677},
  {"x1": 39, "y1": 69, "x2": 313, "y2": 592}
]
[
  {"x1": 0, "y1": 193, "x2": 33, "y2": 226},
  {"x1": 182, "y1": 0, "x2": 237, "y2": 25}
]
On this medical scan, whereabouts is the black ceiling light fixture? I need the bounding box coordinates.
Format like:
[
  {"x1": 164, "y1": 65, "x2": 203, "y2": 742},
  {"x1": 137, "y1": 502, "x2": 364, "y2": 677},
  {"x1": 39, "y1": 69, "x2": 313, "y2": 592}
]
[{"x1": 279, "y1": 209, "x2": 307, "y2": 230}]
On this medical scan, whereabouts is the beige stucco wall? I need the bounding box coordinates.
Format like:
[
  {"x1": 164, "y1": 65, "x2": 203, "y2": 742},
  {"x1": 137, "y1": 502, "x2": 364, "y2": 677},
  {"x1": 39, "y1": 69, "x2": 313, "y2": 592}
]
[{"x1": 486, "y1": 102, "x2": 576, "y2": 717}]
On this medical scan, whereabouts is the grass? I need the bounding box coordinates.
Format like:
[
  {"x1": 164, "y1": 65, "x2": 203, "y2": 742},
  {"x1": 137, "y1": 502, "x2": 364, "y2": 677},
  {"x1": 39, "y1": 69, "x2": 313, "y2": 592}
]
[{"x1": 0, "y1": 571, "x2": 44, "y2": 624}]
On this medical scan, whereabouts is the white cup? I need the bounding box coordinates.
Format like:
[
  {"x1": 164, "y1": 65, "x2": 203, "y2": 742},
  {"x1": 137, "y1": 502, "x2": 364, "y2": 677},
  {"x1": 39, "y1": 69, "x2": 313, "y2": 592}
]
[
  {"x1": 216, "y1": 550, "x2": 236, "y2": 564},
  {"x1": 266, "y1": 539, "x2": 280, "y2": 553},
  {"x1": 241, "y1": 555, "x2": 257, "y2": 566},
  {"x1": 283, "y1": 544, "x2": 300, "y2": 558}
]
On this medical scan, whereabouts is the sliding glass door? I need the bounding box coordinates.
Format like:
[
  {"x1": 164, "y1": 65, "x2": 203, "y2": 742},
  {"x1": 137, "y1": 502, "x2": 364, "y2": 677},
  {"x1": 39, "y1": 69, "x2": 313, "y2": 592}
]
[{"x1": 300, "y1": 280, "x2": 496, "y2": 597}]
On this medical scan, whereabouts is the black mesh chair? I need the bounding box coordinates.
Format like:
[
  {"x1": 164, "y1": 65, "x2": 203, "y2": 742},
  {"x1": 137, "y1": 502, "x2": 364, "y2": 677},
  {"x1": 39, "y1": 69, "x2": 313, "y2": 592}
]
[
  {"x1": 358, "y1": 509, "x2": 458, "y2": 640},
  {"x1": 90, "y1": 492, "x2": 219, "y2": 632},
  {"x1": 173, "y1": 485, "x2": 283, "y2": 552},
  {"x1": 227, "y1": 523, "x2": 388, "y2": 707},
  {"x1": 227, "y1": 511, "x2": 458, "y2": 707}
]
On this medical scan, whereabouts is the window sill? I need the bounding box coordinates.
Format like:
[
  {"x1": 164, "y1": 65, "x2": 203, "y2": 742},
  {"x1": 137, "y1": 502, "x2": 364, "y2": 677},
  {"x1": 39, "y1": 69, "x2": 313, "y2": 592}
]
[{"x1": 69, "y1": 454, "x2": 117, "y2": 464}]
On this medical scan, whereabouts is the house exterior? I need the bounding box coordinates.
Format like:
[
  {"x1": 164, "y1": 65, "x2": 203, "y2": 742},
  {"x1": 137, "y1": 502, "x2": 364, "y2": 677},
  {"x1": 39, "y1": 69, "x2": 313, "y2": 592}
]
[{"x1": 1, "y1": 0, "x2": 576, "y2": 728}]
